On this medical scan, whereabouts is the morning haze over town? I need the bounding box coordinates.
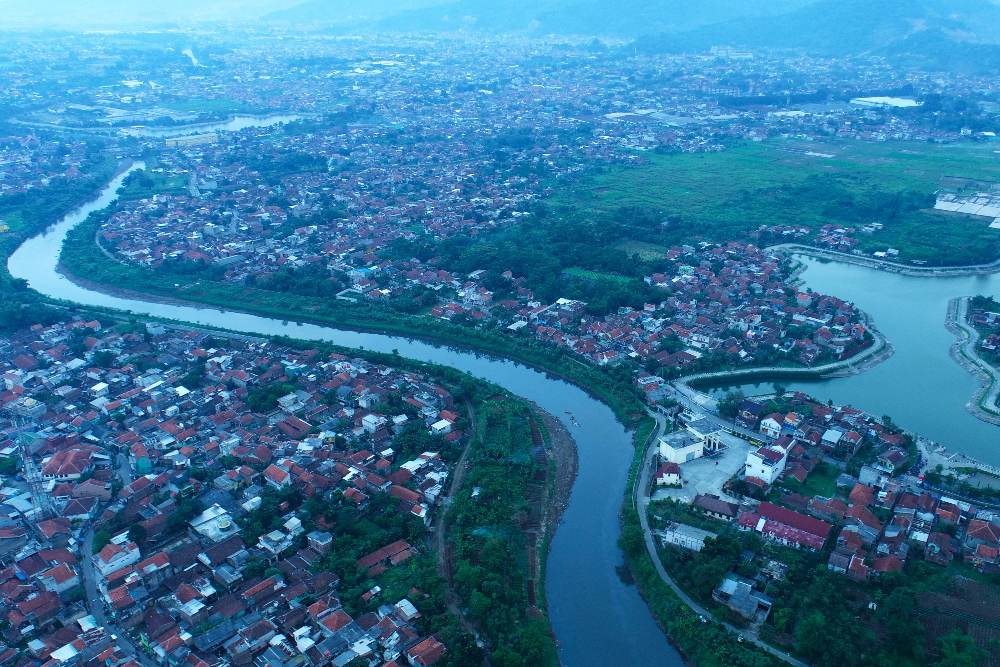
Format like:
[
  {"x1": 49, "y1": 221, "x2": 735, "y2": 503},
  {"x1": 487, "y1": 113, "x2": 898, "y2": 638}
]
[{"x1": 1, "y1": 1, "x2": 1000, "y2": 666}]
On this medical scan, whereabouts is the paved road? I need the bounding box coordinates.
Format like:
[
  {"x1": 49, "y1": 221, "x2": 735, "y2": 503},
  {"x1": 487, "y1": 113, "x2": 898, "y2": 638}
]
[
  {"x1": 80, "y1": 528, "x2": 156, "y2": 666},
  {"x1": 949, "y1": 296, "x2": 1000, "y2": 422},
  {"x1": 634, "y1": 409, "x2": 809, "y2": 667},
  {"x1": 668, "y1": 385, "x2": 769, "y2": 444},
  {"x1": 769, "y1": 243, "x2": 1000, "y2": 278}
]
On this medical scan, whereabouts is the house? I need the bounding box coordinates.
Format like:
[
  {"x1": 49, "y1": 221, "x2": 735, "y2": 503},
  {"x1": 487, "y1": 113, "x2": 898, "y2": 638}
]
[
  {"x1": 738, "y1": 502, "x2": 832, "y2": 551},
  {"x1": 965, "y1": 518, "x2": 1000, "y2": 555},
  {"x1": 712, "y1": 573, "x2": 772, "y2": 622},
  {"x1": 693, "y1": 494, "x2": 739, "y2": 522},
  {"x1": 406, "y1": 636, "x2": 446, "y2": 666},
  {"x1": 356, "y1": 540, "x2": 416, "y2": 577},
  {"x1": 744, "y1": 443, "x2": 788, "y2": 485},
  {"x1": 263, "y1": 463, "x2": 290, "y2": 489},
  {"x1": 41, "y1": 448, "x2": 94, "y2": 481},
  {"x1": 189, "y1": 504, "x2": 240, "y2": 543},
  {"x1": 926, "y1": 532, "x2": 957, "y2": 566},
  {"x1": 661, "y1": 523, "x2": 715, "y2": 552},
  {"x1": 430, "y1": 419, "x2": 452, "y2": 436},
  {"x1": 876, "y1": 447, "x2": 908, "y2": 474},
  {"x1": 656, "y1": 462, "x2": 681, "y2": 486},
  {"x1": 94, "y1": 539, "x2": 140, "y2": 578},
  {"x1": 38, "y1": 563, "x2": 80, "y2": 595},
  {"x1": 735, "y1": 400, "x2": 766, "y2": 430},
  {"x1": 658, "y1": 431, "x2": 703, "y2": 464},
  {"x1": 759, "y1": 414, "x2": 783, "y2": 439}
]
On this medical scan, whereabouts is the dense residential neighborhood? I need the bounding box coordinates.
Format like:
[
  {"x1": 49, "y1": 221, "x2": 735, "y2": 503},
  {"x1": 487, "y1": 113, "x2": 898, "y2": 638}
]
[
  {"x1": 0, "y1": 317, "x2": 477, "y2": 666},
  {"x1": 1, "y1": 10, "x2": 1000, "y2": 667}
]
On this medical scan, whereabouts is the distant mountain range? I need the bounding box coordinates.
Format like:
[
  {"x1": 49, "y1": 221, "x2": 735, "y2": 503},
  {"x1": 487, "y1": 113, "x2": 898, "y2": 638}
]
[
  {"x1": 630, "y1": 0, "x2": 1000, "y2": 73},
  {"x1": 269, "y1": 0, "x2": 814, "y2": 36},
  {"x1": 5, "y1": 0, "x2": 1000, "y2": 74},
  {"x1": 265, "y1": 0, "x2": 451, "y2": 26}
]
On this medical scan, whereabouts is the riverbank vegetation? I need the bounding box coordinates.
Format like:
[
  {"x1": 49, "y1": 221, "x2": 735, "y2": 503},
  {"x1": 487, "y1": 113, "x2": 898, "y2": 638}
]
[
  {"x1": 445, "y1": 398, "x2": 558, "y2": 667},
  {"x1": 60, "y1": 209, "x2": 648, "y2": 427},
  {"x1": 0, "y1": 154, "x2": 118, "y2": 331}
]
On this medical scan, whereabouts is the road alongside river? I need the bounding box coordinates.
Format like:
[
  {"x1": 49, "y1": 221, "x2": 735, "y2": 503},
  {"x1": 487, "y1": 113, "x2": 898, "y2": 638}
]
[
  {"x1": 713, "y1": 255, "x2": 1000, "y2": 466},
  {"x1": 8, "y1": 167, "x2": 685, "y2": 667}
]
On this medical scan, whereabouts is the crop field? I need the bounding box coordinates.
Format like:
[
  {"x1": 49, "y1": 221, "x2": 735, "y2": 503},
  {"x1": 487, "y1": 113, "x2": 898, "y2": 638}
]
[{"x1": 550, "y1": 139, "x2": 1000, "y2": 265}]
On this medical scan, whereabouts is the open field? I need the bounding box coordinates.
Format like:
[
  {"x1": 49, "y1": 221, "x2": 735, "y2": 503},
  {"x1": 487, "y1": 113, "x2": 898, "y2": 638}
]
[
  {"x1": 0, "y1": 211, "x2": 24, "y2": 233},
  {"x1": 564, "y1": 266, "x2": 635, "y2": 285},
  {"x1": 549, "y1": 139, "x2": 1000, "y2": 265},
  {"x1": 615, "y1": 239, "x2": 670, "y2": 260},
  {"x1": 117, "y1": 168, "x2": 189, "y2": 200}
]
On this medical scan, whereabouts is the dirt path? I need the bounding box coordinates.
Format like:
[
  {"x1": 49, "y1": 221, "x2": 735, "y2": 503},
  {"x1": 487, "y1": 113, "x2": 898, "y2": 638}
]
[{"x1": 434, "y1": 400, "x2": 489, "y2": 654}]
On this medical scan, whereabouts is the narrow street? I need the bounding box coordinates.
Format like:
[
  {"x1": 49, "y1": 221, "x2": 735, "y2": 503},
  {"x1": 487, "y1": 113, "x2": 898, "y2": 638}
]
[
  {"x1": 80, "y1": 527, "x2": 156, "y2": 667},
  {"x1": 633, "y1": 408, "x2": 808, "y2": 667}
]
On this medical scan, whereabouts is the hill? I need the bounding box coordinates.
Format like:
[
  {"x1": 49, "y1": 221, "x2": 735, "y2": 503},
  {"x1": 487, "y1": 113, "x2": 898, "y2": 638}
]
[
  {"x1": 634, "y1": 0, "x2": 1000, "y2": 70},
  {"x1": 266, "y1": 0, "x2": 809, "y2": 36},
  {"x1": 264, "y1": 0, "x2": 452, "y2": 26}
]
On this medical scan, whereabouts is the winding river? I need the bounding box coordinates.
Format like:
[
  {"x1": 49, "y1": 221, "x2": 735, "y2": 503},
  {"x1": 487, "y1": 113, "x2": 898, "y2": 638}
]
[
  {"x1": 8, "y1": 167, "x2": 684, "y2": 666},
  {"x1": 15, "y1": 166, "x2": 1000, "y2": 664}
]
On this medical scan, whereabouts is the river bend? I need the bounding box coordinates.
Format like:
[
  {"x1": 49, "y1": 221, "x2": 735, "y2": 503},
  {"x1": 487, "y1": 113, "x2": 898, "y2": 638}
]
[{"x1": 8, "y1": 167, "x2": 683, "y2": 666}]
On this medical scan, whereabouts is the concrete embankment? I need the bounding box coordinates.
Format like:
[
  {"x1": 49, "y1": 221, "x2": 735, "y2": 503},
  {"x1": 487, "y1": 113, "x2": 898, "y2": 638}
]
[
  {"x1": 945, "y1": 296, "x2": 1000, "y2": 426},
  {"x1": 681, "y1": 318, "x2": 893, "y2": 391},
  {"x1": 770, "y1": 243, "x2": 1000, "y2": 278}
]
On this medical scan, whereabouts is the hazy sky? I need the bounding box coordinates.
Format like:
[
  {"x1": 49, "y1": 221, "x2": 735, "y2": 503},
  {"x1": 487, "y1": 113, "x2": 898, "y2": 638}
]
[{"x1": 0, "y1": 0, "x2": 303, "y2": 28}]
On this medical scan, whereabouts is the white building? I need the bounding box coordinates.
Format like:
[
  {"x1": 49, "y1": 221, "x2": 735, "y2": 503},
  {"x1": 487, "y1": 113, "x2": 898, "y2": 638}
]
[
  {"x1": 430, "y1": 419, "x2": 452, "y2": 435},
  {"x1": 661, "y1": 523, "x2": 716, "y2": 552},
  {"x1": 93, "y1": 537, "x2": 140, "y2": 578},
  {"x1": 685, "y1": 417, "x2": 726, "y2": 452},
  {"x1": 744, "y1": 443, "x2": 790, "y2": 485},
  {"x1": 759, "y1": 415, "x2": 784, "y2": 439},
  {"x1": 189, "y1": 503, "x2": 240, "y2": 543},
  {"x1": 659, "y1": 431, "x2": 704, "y2": 464}
]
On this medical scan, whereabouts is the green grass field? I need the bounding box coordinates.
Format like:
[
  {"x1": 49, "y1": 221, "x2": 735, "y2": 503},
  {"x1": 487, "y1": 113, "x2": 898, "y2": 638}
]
[
  {"x1": 549, "y1": 139, "x2": 1000, "y2": 265},
  {"x1": 118, "y1": 170, "x2": 189, "y2": 200},
  {"x1": 615, "y1": 240, "x2": 670, "y2": 260},
  {"x1": 0, "y1": 211, "x2": 24, "y2": 233},
  {"x1": 564, "y1": 266, "x2": 635, "y2": 285}
]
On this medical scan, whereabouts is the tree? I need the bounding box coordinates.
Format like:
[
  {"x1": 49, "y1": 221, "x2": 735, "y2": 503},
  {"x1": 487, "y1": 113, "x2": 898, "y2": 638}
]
[
  {"x1": 718, "y1": 389, "x2": 745, "y2": 419},
  {"x1": 127, "y1": 523, "x2": 147, "y2": 545},
  {"x1": 878, "y1": 588, "x2": 925, "y2": 662},
  {"x1": 92, "y1": 528, "x2": 112, "y2": 554},
  {"x1": 934, "y1": 630, "x2": 987, "y2": 667}
]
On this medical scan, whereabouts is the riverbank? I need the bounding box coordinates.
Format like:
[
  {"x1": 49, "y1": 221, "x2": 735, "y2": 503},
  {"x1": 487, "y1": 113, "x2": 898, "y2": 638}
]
[
  {"x1": 14, "y1": 168, "x2": 701, "y2": 665},
  {"x1": 535, "y1": 404, "x2": 579, "y2": 537},
  {"x1": 681, "y1": 317, "x2": 893, "y2": 391},
  {"x1": 945, "y1": 297, "x2": 1000, "y2": 425},
  {"x1": 771, "y1": 243, "x2": 1000, "y2": 277},
  {"x1": 56, "y1": 248, "x2": 646, "y2": 426}
]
